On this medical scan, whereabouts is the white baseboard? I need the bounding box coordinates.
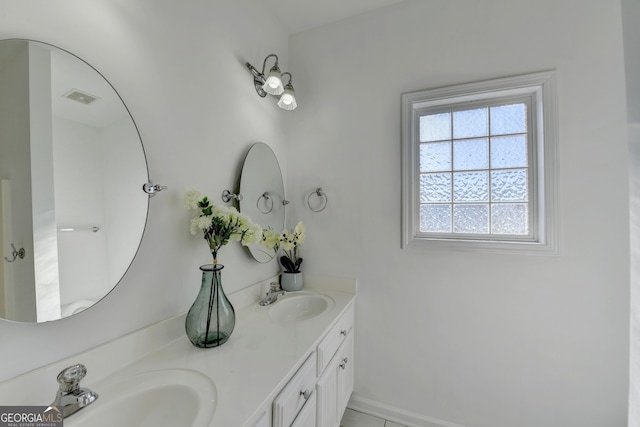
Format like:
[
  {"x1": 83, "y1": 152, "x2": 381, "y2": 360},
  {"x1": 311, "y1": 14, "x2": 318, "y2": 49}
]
[{"x1": 347, "y1": 394, "x2": 468, "y2": 427}]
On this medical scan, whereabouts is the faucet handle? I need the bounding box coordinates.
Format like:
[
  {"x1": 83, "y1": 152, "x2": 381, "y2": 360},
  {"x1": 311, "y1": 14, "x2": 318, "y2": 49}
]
[
  {"x1": 270, "y1": 282, "x2": 281, "y2": 292},
  {"x1": 56, "y1": 364, "x2": 87, "y2": 393}
]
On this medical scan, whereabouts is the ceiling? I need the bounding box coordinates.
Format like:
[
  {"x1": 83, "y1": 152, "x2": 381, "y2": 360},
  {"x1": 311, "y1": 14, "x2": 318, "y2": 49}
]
[
  {"x1": 0, "y1": 40, "x2": 129, "y2": 129},
  {"x1": 263, "y1": 0, "x2": 405, "y2": 35},
  {"x1": 50, "y1": 44, "x2": 130, "y2": 129}
]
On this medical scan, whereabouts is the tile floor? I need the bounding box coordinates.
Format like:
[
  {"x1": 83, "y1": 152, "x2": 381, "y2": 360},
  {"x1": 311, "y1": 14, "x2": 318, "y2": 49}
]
[{"x1": 340, "y1": 408, "x2": 406, "y2": 427}]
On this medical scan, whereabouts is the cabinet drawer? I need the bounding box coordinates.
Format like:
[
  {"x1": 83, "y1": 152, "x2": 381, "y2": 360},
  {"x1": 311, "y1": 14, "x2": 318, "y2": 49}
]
[
  {"x1": 273, "y1": 352, "x2": 317, "y2": 427},
  {"x1": 317, "y1": 303, "x2": 354, "y2": 375}
]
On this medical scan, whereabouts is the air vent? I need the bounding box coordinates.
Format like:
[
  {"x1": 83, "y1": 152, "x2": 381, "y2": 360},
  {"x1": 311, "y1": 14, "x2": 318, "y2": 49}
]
[{"x1": 63, "y1": 89, "x2": 100, "y2": 105}]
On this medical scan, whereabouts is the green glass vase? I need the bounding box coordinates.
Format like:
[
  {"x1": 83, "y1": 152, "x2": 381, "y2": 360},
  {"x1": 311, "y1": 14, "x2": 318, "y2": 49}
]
[{"x1": 185, "y1": 264, "x2": 235, "y2": 348}]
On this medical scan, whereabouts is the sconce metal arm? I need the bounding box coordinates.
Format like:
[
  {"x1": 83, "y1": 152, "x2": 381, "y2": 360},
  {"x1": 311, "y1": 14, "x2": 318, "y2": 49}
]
[
  {"x1": 246, "y1": 62, "x2": 263, "y2": 80},
  {"x1": 281, "y1": 72, "x2": 293, "y2": 85},
  {"x1": 261, "y1": 54, "x2": 279, "y2": 74},
  {"x1": 246, "y1": 62, "x2": 268, "y2": 98},
  {"x1": 246, "y1": 54, "x2": 286, "y2": 98}
]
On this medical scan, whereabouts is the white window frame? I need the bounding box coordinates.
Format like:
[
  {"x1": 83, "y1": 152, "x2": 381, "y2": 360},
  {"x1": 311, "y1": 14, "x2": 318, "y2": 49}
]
[{"x1": 401, "y1": 71, "x2": 558, "y2": 255}]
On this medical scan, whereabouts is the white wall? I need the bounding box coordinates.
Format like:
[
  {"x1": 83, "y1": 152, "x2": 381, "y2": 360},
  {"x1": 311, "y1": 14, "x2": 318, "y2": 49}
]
[
  {"x1": 288, "y1": 1, "x2": 629, "y2": 426},
  {"x1": 52, "y1": 115, "x2": 149, "y2": 310},
  {"x1": 0, "y1": 0, "x2": 290, "y2": 381}
]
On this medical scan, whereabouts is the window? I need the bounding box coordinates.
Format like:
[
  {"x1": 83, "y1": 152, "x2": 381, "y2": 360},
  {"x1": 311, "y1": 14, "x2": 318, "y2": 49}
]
[{"x1": 401, "y1": 72, "x2": 558, "y2": 254}]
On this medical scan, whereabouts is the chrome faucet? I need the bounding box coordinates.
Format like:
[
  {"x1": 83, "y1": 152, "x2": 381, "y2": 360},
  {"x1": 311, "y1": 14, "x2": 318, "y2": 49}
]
[
  {"x1": 259, "y1": 282, "x2": 286, "y2": 306},
  {"x1": 51, "y1": 364, "x2": 98, "y2": 418}
]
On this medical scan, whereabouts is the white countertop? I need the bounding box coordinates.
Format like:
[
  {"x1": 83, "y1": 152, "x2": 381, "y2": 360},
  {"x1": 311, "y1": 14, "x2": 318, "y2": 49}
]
[{"x1": 0, "y1": 275, "x2": 357, "y2": 427}]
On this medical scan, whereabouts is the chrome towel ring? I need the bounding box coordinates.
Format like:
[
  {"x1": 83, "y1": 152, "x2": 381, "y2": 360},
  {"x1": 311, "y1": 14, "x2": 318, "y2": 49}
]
[
  {"x1": 307, "y1": 187, "x2": 328, "y2": 212},
  {"x1": 257, "y1": 192, "x2": 274, "y2": 214}
]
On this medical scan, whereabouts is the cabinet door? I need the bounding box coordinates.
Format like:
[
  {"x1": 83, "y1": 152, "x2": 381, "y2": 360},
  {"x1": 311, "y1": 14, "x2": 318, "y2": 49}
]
[
  {"x1": 273, "y1": 353, "x2": 317, "y2": 427},
  {"x1": 316, "y1": 361, "x2": 338, "y2": 427},
  {"x1": 336, "y1": 333, "x2": 354, "y2": 420},
  {"x1": 316, "y1": 332, "x2": 354, "y2": 427},
  {"x1": 292, "y1": 393, "x2": 316, "y2": 427}
]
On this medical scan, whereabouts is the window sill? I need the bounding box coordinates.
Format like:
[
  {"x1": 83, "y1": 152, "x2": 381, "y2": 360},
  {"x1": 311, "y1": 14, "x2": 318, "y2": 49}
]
[{"x1": 403, "y1": 235, "x2": 558, "y2": 256}]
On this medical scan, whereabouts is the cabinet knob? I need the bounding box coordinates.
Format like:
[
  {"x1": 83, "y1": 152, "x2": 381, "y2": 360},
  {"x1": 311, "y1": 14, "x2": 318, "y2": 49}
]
[
  {"x1": 300, "y1": 389, "x2": 312, "y2": 400},
  {"x1": 340, "y1": 329, "x2": 347, "y2": 336},
  {"x1": 339, "y1": 357, "x2": 348, "y2": 369}
]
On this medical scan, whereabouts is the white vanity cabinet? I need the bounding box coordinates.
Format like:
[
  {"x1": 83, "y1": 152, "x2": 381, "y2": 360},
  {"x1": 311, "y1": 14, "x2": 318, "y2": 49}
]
[
  {"x1": 0, "y1": 277, "x2": 357, "y2": 427},
  {"x1": 267, "y1": 302, "x2": 355, "y2": 427},
  {"x1": 315, "y1": 303, "x2": 355, "y2": 427},
  {"x1": 248, "y1": 300, "x2": 356, "y2": 427}
]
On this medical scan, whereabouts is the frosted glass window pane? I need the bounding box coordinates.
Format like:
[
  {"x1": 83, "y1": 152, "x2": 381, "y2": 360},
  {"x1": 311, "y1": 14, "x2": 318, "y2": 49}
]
[
  {"x1": 490, "y1": 135, "x2": 527, "y2": 168},
  {"x1": 420, "y1": 113, "x2": 451, "y2": 142},
  {"x1": 491, "y1": 169, "x2": 528, "y2": 202},
  {"x1": 420, "y1": 204, "x2": 451, "y2": 232},
  {"x1": 453, "y1": 204, "x2": 489, "y2": 233},
  {"x1": 453, "y1": 108, "x2": 488, "y2": 139},
  {"x1": 420, "y1": 142, "x2": 451, "y2": 172},
  {"x1": 453, "y1": 138, "x2": 488, "y2": 171},
  {"x1": 453, "y1": 171, "x2": 488, "y2": 202},
  {"x1": 490, "y1": 103, "x2": 527, "y2": 135},
  {"x1": 491, "y1": 203, "x2": 528, "y2": 234},
  {"x1": 420, "y1": 173, "x2": 452, "y2": 202}
]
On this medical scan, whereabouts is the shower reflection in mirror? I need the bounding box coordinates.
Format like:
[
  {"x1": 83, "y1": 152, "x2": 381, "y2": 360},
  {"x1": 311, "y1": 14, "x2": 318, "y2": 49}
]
[{"x1": 0, "y1": 39, "x2": 148, "y2": 323}]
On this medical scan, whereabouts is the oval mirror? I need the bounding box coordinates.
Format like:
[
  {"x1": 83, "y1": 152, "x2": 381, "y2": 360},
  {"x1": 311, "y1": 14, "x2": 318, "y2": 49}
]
[
  {"x1": 0, "y1": 39, "x2": 148, "y2": 322},
  {"x1": 239, "y1": 143, "x2": 285, "y2": 263}
]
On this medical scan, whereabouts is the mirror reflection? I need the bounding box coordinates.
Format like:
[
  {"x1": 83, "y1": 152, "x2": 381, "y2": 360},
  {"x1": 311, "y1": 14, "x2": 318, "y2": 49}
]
[
  {"x1": 239, "y1": 143, "x2": 285, "y2": 263},
  {"x1": 0, "y1": 39, "x2": 148, "y2": 323}
]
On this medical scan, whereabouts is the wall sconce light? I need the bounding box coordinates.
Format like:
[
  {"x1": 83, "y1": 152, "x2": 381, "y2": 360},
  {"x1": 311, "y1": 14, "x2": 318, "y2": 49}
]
[{"x1": 246, "y1": 54, "x2": 297, "y2": 111}]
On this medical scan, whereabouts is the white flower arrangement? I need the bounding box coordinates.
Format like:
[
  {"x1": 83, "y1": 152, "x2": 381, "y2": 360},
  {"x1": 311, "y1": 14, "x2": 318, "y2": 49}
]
[
  {"x1": 184, "y1": 190, "x2": 262, "y2": 265},
  {"x1": 260, "y1": 221, "x2": 306, "y2": 273}
]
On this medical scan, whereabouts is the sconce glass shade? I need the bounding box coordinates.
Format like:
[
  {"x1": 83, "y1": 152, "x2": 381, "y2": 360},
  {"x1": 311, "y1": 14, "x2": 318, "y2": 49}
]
[
  {"x1": 262, "y1": 65, "x2": 284, "y2": 96},
  {"x1": 277, "y1": 83, "x2": 297, "y2": 110}
]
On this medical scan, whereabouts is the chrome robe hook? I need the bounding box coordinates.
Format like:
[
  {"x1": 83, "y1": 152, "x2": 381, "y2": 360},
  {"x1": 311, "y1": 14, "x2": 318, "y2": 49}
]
[{"x1": 4, "y1": 243, "x2": 25, "y2": 263}]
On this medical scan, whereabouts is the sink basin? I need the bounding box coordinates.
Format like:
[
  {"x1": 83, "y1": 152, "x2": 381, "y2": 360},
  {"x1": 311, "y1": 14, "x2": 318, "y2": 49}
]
[
  {"x1": 64, "y1": 369, "x2": 216, "y2": 427},
  {"x1": 269, "y1": 292, "x2": 335, "y2": 322}
]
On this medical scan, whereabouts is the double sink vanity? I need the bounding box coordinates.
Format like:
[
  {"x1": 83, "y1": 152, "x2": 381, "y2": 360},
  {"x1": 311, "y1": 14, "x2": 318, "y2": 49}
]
[{"x1": 0, "y1": 275, "x2": 356, "y2": 427}]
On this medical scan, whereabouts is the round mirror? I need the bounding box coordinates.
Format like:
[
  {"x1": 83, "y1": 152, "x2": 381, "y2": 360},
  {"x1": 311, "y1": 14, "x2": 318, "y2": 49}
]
[
  {"x1": 239, "y1": 143, "x2": 285, "y2": 263},
  {"x1": 0, "y1": 39, "x2": 148, "y2": 322}
]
